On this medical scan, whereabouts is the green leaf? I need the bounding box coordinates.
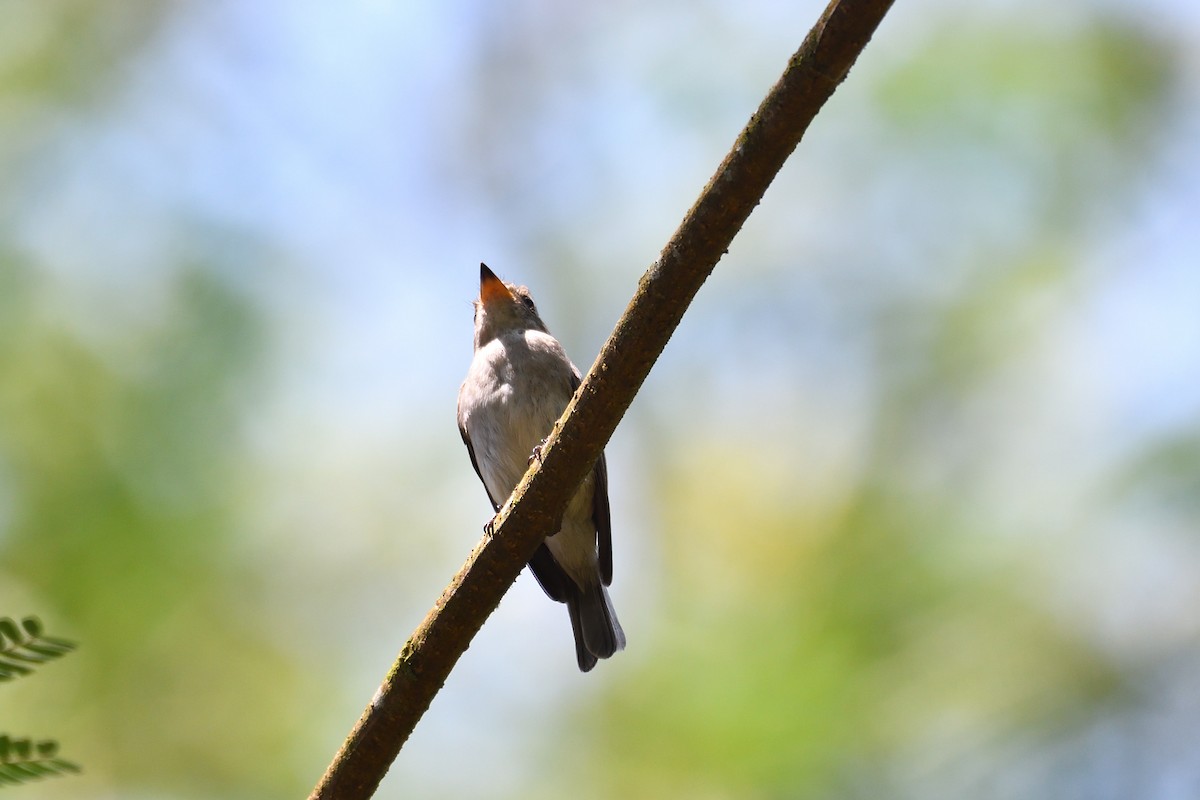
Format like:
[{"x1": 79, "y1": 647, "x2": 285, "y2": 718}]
[
  {"x1": 0, "y1": 617, "x2": 75, "y2": 682},
  {"x1": 0, "y1": 737, "x2": 80, "y2": 788},
  {"x1": 0, "y1": 621, "x2": 18, "y2": 649},
  {"x1": 0, "y1": 663, "x2": 33, "y2": 681}
]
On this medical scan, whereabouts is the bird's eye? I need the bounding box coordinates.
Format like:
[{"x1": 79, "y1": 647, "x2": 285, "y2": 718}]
[{"x1": 521, "y1": 295, "x2": 536, "y2": 311}]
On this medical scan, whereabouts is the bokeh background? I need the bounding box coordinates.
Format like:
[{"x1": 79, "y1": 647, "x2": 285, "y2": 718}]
[{"x1": 2, "y1": 0, "x2": 1199, "y2": 798}]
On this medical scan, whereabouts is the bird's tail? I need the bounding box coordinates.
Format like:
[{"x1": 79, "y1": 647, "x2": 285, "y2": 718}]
[{"x1": 566, "y1": 583, "x2": 626, "y2": 673}]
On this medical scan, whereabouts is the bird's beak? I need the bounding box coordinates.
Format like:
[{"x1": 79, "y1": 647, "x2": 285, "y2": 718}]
[{"x1": 479, "y1": 263, "x2": 513, "y2": 306}]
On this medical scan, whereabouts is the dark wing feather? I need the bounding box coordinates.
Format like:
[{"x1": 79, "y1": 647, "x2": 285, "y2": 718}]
[
  {"x1": 527, "y1": 543, "x2": 573, "y2": 602},
  {"x1": 458, "y1": 418, "x2": 499, "y2": 511},
  {"x1": 567, "y1": 371, "x2": 614, "y2": 586},
  {"x1": 592, "y1": 452, "x2": 613, "y2": 585}
]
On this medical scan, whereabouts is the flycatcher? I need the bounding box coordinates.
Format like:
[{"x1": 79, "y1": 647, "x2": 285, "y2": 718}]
[{"x1": 457, "y1": 263, "x2": 625, "y2": 671}]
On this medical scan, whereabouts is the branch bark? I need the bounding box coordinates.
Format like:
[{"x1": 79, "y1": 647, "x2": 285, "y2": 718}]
[{"x1": 309, "y1": 1, "x2": 895, "y2": 797}]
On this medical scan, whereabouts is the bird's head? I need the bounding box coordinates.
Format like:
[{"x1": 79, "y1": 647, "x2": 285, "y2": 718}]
[{"x1": 472, "y1": 263, "x2": 548, "y2": 349}]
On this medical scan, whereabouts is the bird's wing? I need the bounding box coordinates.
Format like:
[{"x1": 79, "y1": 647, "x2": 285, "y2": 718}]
[
  {"x1": 592, "y1": 451, "x2": 614, "y2": 585},
  {"x1": 458, "y1": 406, "x2": 500, "y2": 512},
  {"x1": 568, "y1": 371, "x2": 614, "y2": 586},
  {"x1": 527, "y1": 544, "x2": 573, "y2": 602}
]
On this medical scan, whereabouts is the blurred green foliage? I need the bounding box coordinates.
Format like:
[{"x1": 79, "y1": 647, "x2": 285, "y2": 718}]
[
  {"x1": 0, "y1": 617, "x2": 80, "y2": 788},
  {"x1": 0, "y1": 616, "x2": 76, "y2": 681},
  {"x1": 0, "y1": 256, "x2": 327, "y2": 795},
  {"x1": 0, "y1": 734, "x2": 80, "y2": 788}
]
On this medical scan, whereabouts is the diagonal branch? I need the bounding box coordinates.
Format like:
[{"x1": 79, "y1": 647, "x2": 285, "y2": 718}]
[{"x1": 309, "y1": 1, "x2": 895, "y2": 797}]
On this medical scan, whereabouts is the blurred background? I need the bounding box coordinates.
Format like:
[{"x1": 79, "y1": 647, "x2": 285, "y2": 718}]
[{"x1": 1, "y1": 0, "x2": 1198, "y2": 798}]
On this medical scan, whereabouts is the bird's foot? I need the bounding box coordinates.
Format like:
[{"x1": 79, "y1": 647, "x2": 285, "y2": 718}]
[
  {"x1": 528, "y1": 438, "x2": 548, "y2": 465},
  {"x1": 483, "y1": 518, "x2": 496, "y2": 539}
]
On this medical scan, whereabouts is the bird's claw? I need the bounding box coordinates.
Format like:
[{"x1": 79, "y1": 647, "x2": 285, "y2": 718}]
[
  {"x1": 528, "y1": 438, "x2": 548, "y2": 465},
  {"x1": 483, "y1": 518, "x2": 496, "y2": 539}
]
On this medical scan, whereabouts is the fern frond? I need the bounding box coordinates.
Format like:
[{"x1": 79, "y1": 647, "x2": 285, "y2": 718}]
[
  {"x1": 0, "y1": 736, "x2": 81, "y2": 788},
  {"x1": 0, "y1": 617, "x2": 75, "y2": 682}
]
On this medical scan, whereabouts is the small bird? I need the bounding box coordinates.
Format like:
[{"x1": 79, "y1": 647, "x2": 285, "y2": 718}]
[{"x1": 457, "y1": 263, "x2": 625, "y2": 672}]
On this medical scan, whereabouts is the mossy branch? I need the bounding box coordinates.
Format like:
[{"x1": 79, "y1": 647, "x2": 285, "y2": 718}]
[{"x1": 309, "y1": 1, "x2": 896, "y2": 797}]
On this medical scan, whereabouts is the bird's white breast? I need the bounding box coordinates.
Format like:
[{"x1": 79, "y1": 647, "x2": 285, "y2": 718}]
[{"x1": 459, "y1": 330, "x2": 575, "y2": 505}]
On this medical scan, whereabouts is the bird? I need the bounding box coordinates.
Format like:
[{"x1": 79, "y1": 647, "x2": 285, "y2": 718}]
[{"x1": 457, "y1": 262, "x2": 625, "y2": 672}]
